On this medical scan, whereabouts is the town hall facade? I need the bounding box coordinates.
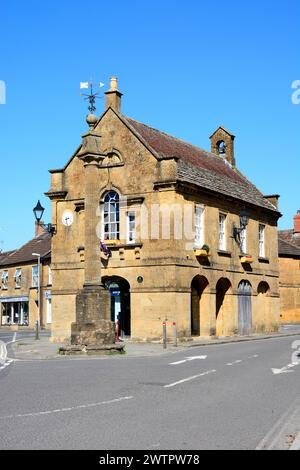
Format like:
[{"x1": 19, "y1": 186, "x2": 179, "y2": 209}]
[{"x1": 46, "y1": 78, "x2": 281, "y2": 342}]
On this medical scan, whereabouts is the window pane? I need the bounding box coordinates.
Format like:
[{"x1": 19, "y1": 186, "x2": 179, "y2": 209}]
[
  {"x1": 103, "y1": 191, "x2": 120, "y2": 240},
  {"x1": 194, "y1": 205, "x2": 204, "y2": 247}
]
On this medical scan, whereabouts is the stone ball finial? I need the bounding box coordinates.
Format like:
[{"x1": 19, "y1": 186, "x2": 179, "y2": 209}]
[{"x1": 86, "y1": 113, "x2": 97, "y2": 128}]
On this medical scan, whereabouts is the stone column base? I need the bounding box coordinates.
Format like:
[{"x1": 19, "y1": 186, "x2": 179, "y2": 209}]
[
  {"x1": 67, "y1": 285, "x2": 117, "y2": 354},
  {"x1": 59, "y1": 342, "x2": 125, "y2": 356},
  {"x1": 71, "y1": 319, "x2": 116, "y2": 346},
  {"x1": 75, "y1": 285, "x2": 111, "y2": 325}
]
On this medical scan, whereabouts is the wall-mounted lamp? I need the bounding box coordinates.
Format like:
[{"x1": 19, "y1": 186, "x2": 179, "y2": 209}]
[
  {"x1": 33, "y1": 200, "x2": 56, "y2": 236},
  {"x1": 233, "y1": 210, "x2": 249, "y2": 242}
]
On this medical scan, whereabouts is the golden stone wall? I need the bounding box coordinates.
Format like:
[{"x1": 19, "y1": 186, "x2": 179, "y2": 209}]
[
  {"x1": 48, "y1": 107, "x2": 280, "y2": 342},
  {"x1": 279, "y1": 257, "x2": 300, "y2": 324}
]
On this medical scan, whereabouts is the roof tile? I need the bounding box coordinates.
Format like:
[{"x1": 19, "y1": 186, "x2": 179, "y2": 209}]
[{"x1": 125, "y1": 117, "x2": 278, "y2": 212}]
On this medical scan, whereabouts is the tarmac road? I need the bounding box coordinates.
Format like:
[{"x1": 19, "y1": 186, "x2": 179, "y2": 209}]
[{"x1": 0, "y1": 333, "x2": 300, "y2": 450}]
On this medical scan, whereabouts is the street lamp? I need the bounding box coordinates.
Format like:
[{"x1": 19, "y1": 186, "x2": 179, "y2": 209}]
[
  {"x1": 233, "y1": 210, "x2": 250, "y2": 242},
  {"x1": 33, "y1": 200, "x2": 56, "y2": 236},
  {"x1": 32, "y1": 253, "x2": 41, "y2": 340}
]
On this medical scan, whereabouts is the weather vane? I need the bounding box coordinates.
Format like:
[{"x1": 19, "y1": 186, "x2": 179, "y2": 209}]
[{"x1": 80, "y1": 80, "x2": 105, "y2": 114}]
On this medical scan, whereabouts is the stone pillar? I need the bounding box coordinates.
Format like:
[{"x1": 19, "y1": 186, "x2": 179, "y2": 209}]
[{"x1": 65, "y1": 121, "x2": 121, "y2": 353}]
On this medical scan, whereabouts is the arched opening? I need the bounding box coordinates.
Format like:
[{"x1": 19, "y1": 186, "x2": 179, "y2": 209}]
[
  {"x1": 216, "y1": 278, "x2": 232, "y2": 336},
  {"x1": 191, "y1": 275, "x2": 209, "y2": 336},
  {"x1": 103, "y1": 276, "x2": 131, "y2": 338},
  {"x1": 258, "y1": 282, "x2": 270, "y2": 295},
  {"x1": 257, "y1": 281, "x2": 270, "y2": 332},
  {"x1": 217, "y1": 140, "x2": 227, "y2": 155},
  {"x1": 238, "y1": 280, "x2": 252, "y2": 335}
]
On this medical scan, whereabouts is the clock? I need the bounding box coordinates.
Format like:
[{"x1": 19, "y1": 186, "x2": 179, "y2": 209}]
[{"x1": 62, "y1": 210, "x2": 74, "y2": 227}]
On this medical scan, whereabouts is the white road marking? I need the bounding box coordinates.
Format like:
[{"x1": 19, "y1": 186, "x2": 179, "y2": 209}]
[
  {"x1": 226, "y1": 360, "x2": 243, "y2": 366},
  {"x1": 0, "y1": 359, "x2": 13, "y2": 372},
  {"x1": 164, "y1": 369, "x2": 216, "y2": 388},
  {"x1": 272, "y1": 359, "x2": 300, "y2": 375},
  {"x1": 0, "y1": 334, "x2": 17, "y2": 373},
  {"x1": 5, "y1": 332, "x2": 17, "y2": 345},
  {"x1": 272, "y1": 367, "x2": 294, "y2": 375},
  {"x1": 0, "y1": 341, "x2": 7, "y2": 364},
  {"x1": 0, "y1": 396, "x2": 134, "y2": 420},
  {"x1": 169, "y1": 355, "x2": 207, "y2": 365}
]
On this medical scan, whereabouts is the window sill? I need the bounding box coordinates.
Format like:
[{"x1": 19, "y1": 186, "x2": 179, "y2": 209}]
[
  {"x1": 108, "y1": 242, "x2": 143, "y2": 249},
  {"x1": 218, "y1": 250, "x2": 232, "y2": 257},
  {"x1": 258, "y1": 257, "x2": 269, "y2": 264}
]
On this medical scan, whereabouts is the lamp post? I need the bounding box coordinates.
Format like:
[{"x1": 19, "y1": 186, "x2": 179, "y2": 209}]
[
  {"x1": 32, "y1": 253, "x2": 41, "y2": 340},
  {"x1": 33, "y1": 200, "x2": 56, "y2": 236}
]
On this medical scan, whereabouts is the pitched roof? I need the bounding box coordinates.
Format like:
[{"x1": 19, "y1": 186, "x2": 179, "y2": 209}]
[
  {"x1": 278, "y1": 237, "x2": 300, "y2": 257},
  {"x1": 278, "y1": 229, "x2": 300, "y2": 248},
  {"x1": 0, "y1": 250, "x2": 15, "y2": 262},
  {"x1": 0, "y1": 232, "x2": 51, "y2": 267},
  {"x1": 125, "y1": 117, "x2": 278, "y2": 213}
]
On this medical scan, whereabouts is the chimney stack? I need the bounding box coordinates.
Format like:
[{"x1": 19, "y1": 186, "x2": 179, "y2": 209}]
[
  {"x1": 293, "y1": 210, "x2": 300, "y2": 238},
  {"x1": 35, "y1": 221, "x2": 45, "y2": 237},
  {"x1": 105, "y1": 76, "x2": 123, "y2": 113}
]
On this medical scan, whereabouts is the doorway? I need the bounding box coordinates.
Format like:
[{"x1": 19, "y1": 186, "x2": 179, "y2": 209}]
[
  {"x1": 191, "y1": 276, "x2": 209, "y2": 336},
  {"x1": 238, "y1": 280, "x2": 252, "y2": 336},
  {"x1": 104, "y1": 277, "x2": 131, "y2": 338}
]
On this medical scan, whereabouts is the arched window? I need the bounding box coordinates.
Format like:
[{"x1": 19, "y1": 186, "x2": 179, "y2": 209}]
[
  {"x1": 217, "y1": 140, "x2": 226, "y2": 155},
  {"x1": 103, "y1": 191, "x2": 120, "y2": 240}
]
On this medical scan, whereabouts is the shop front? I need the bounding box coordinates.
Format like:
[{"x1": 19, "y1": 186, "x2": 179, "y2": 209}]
[{"x1": 0, "y1": 297, "x2": 29, "y2": 326}]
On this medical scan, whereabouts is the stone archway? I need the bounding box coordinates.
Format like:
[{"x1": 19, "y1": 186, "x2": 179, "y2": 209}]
[
  {"x1": 216, "y1": 278, "x2": 232, "y2": 337},
  {"x1": 191, "y1": 275, "x2": 209, "y2": 336},
  {"x1": 103, "y1": 276, "x2": 131, "y2": 338},
  {"x1": 257, "y1": 281, "x2": 270, "y2": 332}
]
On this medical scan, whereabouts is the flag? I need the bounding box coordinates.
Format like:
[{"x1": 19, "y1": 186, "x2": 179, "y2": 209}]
[
  {"x1": 99, "y1": 82, "x2": 105, "y2": 88},
  {"x1": 80, "y1": 82, "x2": 89, "y2": 89},
  {"x1": 100, "y1": 241, "x2": 112, "y2": 258}
]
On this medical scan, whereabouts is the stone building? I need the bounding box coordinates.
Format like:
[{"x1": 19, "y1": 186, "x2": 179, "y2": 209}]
[
  {"x1": 47, "y1": 78, "x2": 281, "y2": 343},
  {"x1": 0, "y1": 230, "x2": 52, "y2": 329},
  {"x1": 278, "y1": 211, "x2": 300, "y2": 324}
]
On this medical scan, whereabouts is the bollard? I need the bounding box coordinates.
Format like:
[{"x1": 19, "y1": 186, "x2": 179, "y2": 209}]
[
  {"x1": 35, "y1": 320, "x2": 39, "y2": 340},
  {"x1": 115, "y1": 320, "x2": 120, "y2": 342},
  {"x1": 163, "y1": 322, "x2": 167, "y2": 349},
  {"x1": 173, "y1": 322, "x2": 177, "y2": 347}
]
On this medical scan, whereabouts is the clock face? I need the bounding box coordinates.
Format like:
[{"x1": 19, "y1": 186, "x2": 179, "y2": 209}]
[{"x1": 62, "y1": 210, "x2": 74, "y2": 227}]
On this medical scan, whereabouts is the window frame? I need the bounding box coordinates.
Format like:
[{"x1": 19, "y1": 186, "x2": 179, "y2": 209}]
[
  {"x1": 103, "y1": 191, "x2": 120, "y2": 241},
  {"x1": 194, "y1": 203, "x2": 204, "y2": 248},
  {"x1": 218, "y1": 213, "x2": 227, "y2": 251},
  {"x1": 126, "y1": 211, "x2": 136, "y2": 244},
  {"x1": 14, "y1": 268, "x2": 22, "y2": 289},
  {"x1": 240, "y1": 227, "x2": 247, "y2": 254},
  {"x1": 1, "y1": 270, "x2": 8, "y2": 289},
  {"x1": 32, "y1": 265, "x2": 39, "y2": 288},
  {"x1": 259, "y1": 224, "x2": 265, "y2": 258}
]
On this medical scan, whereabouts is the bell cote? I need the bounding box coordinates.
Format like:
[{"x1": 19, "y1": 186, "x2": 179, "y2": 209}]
[{"x1": 210, "y1": 126, "x2": 236, "y2": 167}]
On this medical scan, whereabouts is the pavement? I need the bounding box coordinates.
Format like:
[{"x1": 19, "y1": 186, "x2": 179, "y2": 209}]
[{"x1": 2, "y1": 324, "x2": 300, "y2": 361}]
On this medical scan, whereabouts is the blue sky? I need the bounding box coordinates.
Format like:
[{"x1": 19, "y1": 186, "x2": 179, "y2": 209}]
[{"x1": 0, "y1": 0, "x2": 299, "y2": 251}]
